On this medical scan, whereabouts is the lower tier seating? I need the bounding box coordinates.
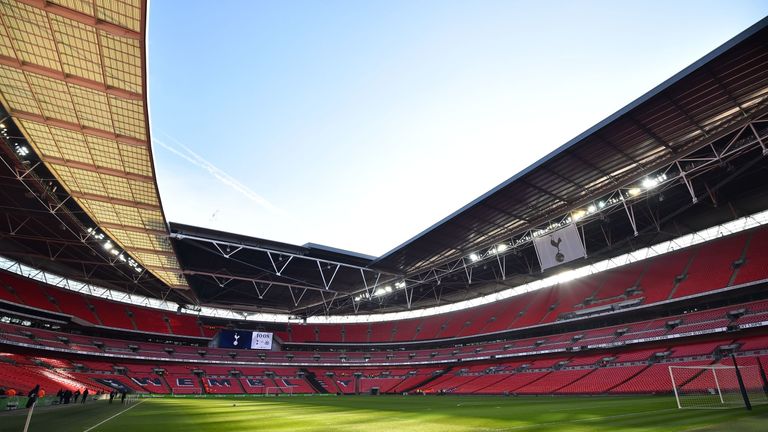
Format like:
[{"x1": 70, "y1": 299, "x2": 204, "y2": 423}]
[{"x1": 2, "y1": 332, "x2": 765, "y2": 397}]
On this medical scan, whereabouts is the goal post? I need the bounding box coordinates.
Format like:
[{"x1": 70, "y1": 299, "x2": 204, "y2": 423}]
[
  {"x1": 171, "y1": 388, "x2": 203, "y2": 397},
  {"x1": 669, "y1": 365, "x2": 768, "y2": 409},
  {"x1": 265, "y1": 386, "x2": 293, "y2": 396}
]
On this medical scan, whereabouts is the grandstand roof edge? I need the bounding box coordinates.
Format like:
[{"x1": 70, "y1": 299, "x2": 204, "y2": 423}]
[
  {"x1": 169, "y1": 222, "x2": 375, "y2": 266},
  {"x1": 143, "y1": 0, "x2": 192, "y2": 292}
]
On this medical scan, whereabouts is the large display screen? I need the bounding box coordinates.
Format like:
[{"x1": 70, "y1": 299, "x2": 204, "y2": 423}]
[{"x1": 218, "y1": 330, "x2": 273, "y2": 350}]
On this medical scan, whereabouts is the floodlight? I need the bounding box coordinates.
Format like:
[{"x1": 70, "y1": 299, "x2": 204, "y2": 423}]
[
  {"x1": 15, "y1": 145, "x2": 29, "y2": 157},
  {"x1": 496, "y1": 244, "x2": 508, "y2": 253},
  {"x1": 469, "y1": 253, "x2": 480, "y2": 262},
  {"x1": 628, "y1": 187, "x2": 641, "y2": 196},
  {"x1": 641, "y1": 178, "x2": 659, "y2": 189}
]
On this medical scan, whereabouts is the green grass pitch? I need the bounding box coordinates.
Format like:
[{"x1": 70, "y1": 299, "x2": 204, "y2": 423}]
[{"x1": 2, "y1": 395, "x2": 767, "y2": 432}]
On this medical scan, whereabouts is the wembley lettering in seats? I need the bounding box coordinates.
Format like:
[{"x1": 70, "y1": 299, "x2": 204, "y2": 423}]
[
  {"x1": 93, "y1": 378, "x2": 130, "y2": 392},
  {"x1": 207, "y1": 378, "x2": 231, "y2": 387},
  {"x1": 176, "y1": 377, "x2": 195, "y2": 387},
  {"x1": 131, "y1": 377, "x2": 163, "y2": 387},
  {"x1": 245, "y1": 378, "x2": 265, "y2": 387}
]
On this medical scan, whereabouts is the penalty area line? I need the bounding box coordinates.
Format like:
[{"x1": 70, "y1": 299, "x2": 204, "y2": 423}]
[{"x1": 83, "y1": 400, "x2": 145, "y2": 432}]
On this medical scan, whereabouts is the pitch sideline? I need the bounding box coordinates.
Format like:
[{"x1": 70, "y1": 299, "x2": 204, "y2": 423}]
[{"x1": 83, "y1": 400, "x2": 145, "y2": 432}]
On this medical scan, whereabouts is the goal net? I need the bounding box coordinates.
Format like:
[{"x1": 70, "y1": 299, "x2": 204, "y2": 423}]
[
  {"x1": 171, "y1": 388, "x2": 203, "y2": 397},
  {"x1": 265, "y1": 386, "x2": 293, "y2": 396},
  {"x1": 669, "y1": 365, "x2": 768, "y2": 409},
  {"x1": 122, "y1": 394, "x2": 141, "y2": 405}
]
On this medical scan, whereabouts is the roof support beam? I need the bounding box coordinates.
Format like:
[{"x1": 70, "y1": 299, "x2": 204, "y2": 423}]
[
  {"x1": 15, "y1": 0, "x2": 142, "y2": 40},
  {"x1": 70, "y1": 191, "x2": 159, "y2": 211},
  {"x1": 630, "y1": 116, "x2": 675, "y2": 153},
  {"x1": 99, "y1": 222, "x2": 167, "y2": 236},
  {"x1": 594, "y1": 134, "x2": 644, "y2": 169},
  {"x1": 45, "y1": 156, "x2": 154, "y2": 182},
  {"x1": 171, "y1": 232, "x2": 402, "y2": 277},
  {"x1": 182, "y1": 270, "x2": 336, "y2": 294},
  {"x1": 143, "y1": 264, "x2": 187, "y2": 273},
  {"x1": 565, "y1": 150, "x2": 618, "y2": 185},
  {"x1": 519, "y1": 179, "x2": 569, "y2": 204},
  {"x1": 0, "y1": 249, "x2": 112, "y2": 266},
  {"x1": 0, "y1": 55, "x2": 142, "y2": 100},
  {"x1": 541, "y1": 166, "x2": 590, "y2": 194},
  {"x1": 129, "y1": 247, "x2": 176, "y2": 257},
  {"x1": 11, "y1": 110, "x2": 147, "y2": 147},
  {"x1": 478, "y1": 202, "x2": 529, "y2": 224},
  {"x1": 706, "y1": 66, "x2": 748, "y2": 118},
  {"x1": 665, "y1": 94, "x2": 709, "y2": 137}
]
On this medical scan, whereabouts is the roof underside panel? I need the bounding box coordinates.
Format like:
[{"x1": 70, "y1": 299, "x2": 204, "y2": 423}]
[{"x1": 0, "y1": 0, "x2": 186, "y2": 289}]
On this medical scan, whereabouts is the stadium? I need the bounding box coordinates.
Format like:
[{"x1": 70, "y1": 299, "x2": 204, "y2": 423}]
[{"x1": 1, "y1": 1, "x2": 768, "y2": 431}]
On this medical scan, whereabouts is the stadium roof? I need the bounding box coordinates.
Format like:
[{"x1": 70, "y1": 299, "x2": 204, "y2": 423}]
[
  {"x1": 0, "y1": 0, "x2": 187, "y2": 289},
  {"x1": 373, "y1": 16, "x2": 768, "y2": 276},
  {"x1": 170, "y1": 17, "x2": 768, "y2": 315},
  {"x1": 1, "y1": 5, "x2": 767, "y2": 316}
]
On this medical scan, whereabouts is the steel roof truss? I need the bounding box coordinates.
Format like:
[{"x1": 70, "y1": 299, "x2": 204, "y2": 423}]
[
  {"x1": 212, "y1": 241, "x2": 242, "y2": 259},
  {"x1": 266, "y1": 251, "x2": 293, "y2": 276},
  {"x1": 316, "y1": 261, "x2": 340, "y2": 290},
  {"x1": 748, "y1": 123, "x2": 768, "y2": 154},
  {"x1": 400, "y1": 114, "x2": 768, "y2": 297},
  {"x1": 173, "y1": 232, "x2": 398, "y2": 277},
  {"x1": 1, "y1": 147, "x2": 151, "y2": 285},
  {"x1": 288, "y1": 286, "x2": 307, "y2": 308},
  {"x1": 252, "y1": 282, "x2": 271, "y2": 300}
]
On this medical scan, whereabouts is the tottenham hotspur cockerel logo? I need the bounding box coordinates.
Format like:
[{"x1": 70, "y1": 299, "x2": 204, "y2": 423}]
[
  {"x1": 233, "y1": 333, "x2": 240, "y2": 346},
  {"x1": 550, "y1": 235, "x2": 565, "y2": 263}
]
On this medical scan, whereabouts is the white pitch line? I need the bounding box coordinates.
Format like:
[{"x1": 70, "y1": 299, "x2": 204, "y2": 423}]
[{"x1": 83, "y1": 401, "x2": 145, "y2": 432}]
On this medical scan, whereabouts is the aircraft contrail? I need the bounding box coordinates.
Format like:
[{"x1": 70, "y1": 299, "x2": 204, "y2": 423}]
[{"x1": 153, "y1": 133, "x2": 285, "y2": 215}]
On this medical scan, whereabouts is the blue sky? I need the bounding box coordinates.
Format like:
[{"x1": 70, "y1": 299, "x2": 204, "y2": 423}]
[{"x1": 147, "y1": 1, "x2": 768, "y2": 257}]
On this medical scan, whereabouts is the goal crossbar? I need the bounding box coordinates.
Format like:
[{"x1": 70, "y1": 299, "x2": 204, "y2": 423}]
[
  {"x1": 265, "y1": 386, "x2": 294, "y2": 396},
  {"x1": 670, "y1": 364, "x2": 768, "y2": 410}
]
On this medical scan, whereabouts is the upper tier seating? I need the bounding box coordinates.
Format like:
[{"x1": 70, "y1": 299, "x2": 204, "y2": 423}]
[
  {"x1": 733, "y1": 228, "x2": 768, "y2": 285},
  {"x1": 1, "y1": 227, "x2": 767, "y2": 346},
  {"x1": 0, "y1": 270, "x2": 208, "y2": 337},
  {"x1": 280, "y1": 228, "x2": 767, "y2": 343}
]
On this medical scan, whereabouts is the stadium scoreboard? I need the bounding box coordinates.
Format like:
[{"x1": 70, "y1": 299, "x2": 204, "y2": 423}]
[{"x1": 218, "y1": 330, "x2": 273, "y2": 350}]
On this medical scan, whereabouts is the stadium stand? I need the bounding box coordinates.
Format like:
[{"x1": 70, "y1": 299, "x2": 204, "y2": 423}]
[
  {"x1": 1, "y1": 6, "x2": 768, "y2": 430},
  {"x1": 270, "y1": 228, "x2": 768, "y2": 344},
  {"x1": 0, "y1": 77, "x2": 767, "y2": 396}
]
